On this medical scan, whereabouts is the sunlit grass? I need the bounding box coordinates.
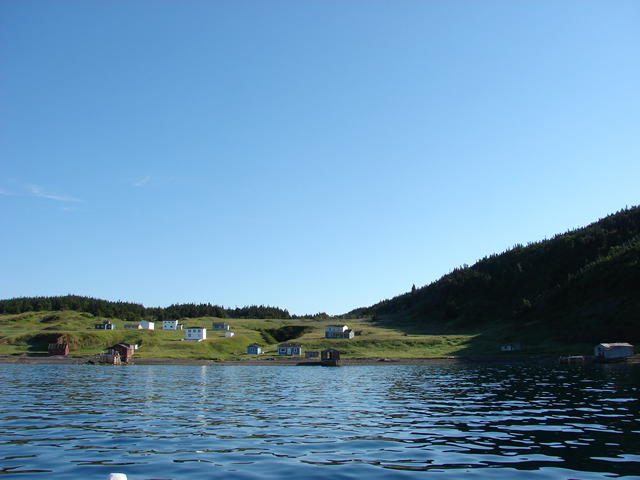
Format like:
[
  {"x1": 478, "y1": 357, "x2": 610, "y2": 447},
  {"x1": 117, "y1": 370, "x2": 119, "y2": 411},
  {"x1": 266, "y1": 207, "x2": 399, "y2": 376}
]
[{"x1": 0, "y1": 310, "x2": 592, "y2": 360}]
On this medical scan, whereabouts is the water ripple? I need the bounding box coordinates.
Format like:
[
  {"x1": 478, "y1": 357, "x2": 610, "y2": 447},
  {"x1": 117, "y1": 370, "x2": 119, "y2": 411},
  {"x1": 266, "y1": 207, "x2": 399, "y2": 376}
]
[{"x1": 0, "y1": 364, "x2": 638, "y2": 479}]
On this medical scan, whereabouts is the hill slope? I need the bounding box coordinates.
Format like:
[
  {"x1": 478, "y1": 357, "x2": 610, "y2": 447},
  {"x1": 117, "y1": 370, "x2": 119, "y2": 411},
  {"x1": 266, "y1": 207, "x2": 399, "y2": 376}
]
[{"x1": 349, "y1": 206, "x2": 640, "y2": 345}]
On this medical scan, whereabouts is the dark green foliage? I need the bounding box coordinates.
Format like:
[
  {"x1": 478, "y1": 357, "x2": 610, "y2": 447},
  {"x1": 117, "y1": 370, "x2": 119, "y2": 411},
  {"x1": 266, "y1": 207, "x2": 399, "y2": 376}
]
[
  {"x1": 0, "y1": 295, "x2": 147, "y2": 320},
  {"x1": 350, "y1": 206, "x2": 640, "y2": 344},
  {"x1": 0, "y1": 296, "x2": 291, "y2": 321}
]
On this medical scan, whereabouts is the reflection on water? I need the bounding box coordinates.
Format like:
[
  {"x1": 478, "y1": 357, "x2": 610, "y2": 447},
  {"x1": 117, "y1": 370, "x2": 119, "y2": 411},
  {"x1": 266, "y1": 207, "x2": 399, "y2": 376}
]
[{"x1": 0, "y1": 364, "x2": 638, "y2": 479}]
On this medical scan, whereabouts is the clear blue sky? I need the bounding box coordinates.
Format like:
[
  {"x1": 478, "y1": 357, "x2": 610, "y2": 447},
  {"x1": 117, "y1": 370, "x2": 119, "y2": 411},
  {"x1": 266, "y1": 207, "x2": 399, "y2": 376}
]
[{"x1": 1, "y1": 1, "x2": 639, "y2": 316}]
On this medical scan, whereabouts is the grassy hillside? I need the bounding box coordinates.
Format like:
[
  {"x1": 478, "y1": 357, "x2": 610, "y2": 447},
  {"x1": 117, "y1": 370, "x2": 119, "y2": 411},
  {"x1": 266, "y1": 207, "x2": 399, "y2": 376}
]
[
  {"x1": 2, "y1": 207, "x2": 637, "y2": 359},
  {"x1": 0, "y1": 309, "x2": 596, "y2": 359},
  {"x1": 349, "y1": 206, "x2": 640, "y2": 347}
]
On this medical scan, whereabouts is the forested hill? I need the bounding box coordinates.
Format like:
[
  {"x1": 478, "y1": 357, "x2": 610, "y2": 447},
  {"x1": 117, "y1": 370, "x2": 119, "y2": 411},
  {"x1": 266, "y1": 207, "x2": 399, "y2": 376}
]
[{"x1": 349, "y1": 206, "x2": 640, "y2": 344}]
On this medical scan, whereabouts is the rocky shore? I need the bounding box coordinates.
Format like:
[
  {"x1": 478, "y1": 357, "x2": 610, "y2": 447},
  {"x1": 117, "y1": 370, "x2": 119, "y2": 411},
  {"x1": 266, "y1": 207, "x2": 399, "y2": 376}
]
[{"x1": 0, "y1": 353, "x2": 556, "y2": 366}]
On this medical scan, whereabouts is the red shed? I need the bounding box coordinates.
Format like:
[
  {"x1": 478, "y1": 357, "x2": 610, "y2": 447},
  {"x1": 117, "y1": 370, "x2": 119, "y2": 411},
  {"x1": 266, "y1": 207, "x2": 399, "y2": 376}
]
[
  {"x1": 48, "y1": 343, "x2": 69, "y2": 356},
  {"x1": 109, "y1": 344, "x2": 134, "y2": 362}
]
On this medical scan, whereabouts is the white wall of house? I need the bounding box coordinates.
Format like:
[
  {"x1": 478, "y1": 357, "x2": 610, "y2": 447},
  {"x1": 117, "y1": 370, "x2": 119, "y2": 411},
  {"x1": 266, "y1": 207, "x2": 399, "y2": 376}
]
[
  {"x1": 140, "y1": 321, "x2": 155, "y2": 330},
  {"x1": 325, "y1": 325, "x2": 353, "y2": 339},
  {"x1": 162, "y1": 320, "x2": 179, "y2": 330},
  {"x1": 185, "y1": 327, "x2": 207, "y2": 341},
  {"x1": 595, "y1": 343, "x2": 634, "y2": 359},
  {"x1": 225, "y1": 331, "x2": 234, "y2": 337}
]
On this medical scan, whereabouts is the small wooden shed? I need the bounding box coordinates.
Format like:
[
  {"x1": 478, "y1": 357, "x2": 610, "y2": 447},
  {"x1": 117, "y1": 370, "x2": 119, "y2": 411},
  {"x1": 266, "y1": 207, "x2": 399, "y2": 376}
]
[
  {"x1": 48, "y1": 343, "x2": 69, "y2": 356},
  {"x1": 110, "y1": 344, "x2": 134, "y2": 363},
  {"x1": 247, "y1": 345, "x2": 262, "y2": 354},
  {"x1": 321, "y1": 348, "x2": 341, "y2": 366}
]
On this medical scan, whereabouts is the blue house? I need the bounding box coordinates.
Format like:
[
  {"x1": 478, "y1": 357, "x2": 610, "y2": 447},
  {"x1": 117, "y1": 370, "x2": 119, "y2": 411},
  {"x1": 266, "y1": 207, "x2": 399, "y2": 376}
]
[
  {"x1": 247, "y1": 345, "x2": 262, "y2": 355},
  {"x1": 278, "y1": 343, "x2": 302, "y2": 356}
]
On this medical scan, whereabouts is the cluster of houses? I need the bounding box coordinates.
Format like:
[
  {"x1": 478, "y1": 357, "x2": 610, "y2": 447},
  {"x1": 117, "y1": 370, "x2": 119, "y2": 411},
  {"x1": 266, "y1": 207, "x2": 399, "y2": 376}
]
[
  {"x1": 244, "y1": 343, "x2": 342, "y2": 365},
  {"x1": 62, "y1": 320, "x2": 639, "y2": 365},
  {"x1": 94, "y1": 319, "x2": 235, "y2": 342}
]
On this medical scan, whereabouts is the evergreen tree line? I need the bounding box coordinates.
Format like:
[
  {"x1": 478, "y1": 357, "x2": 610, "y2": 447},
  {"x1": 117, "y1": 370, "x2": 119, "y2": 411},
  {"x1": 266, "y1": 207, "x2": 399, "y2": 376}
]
[{"x1": 0, "y1": 295, "x2": 294, "y2": 321}]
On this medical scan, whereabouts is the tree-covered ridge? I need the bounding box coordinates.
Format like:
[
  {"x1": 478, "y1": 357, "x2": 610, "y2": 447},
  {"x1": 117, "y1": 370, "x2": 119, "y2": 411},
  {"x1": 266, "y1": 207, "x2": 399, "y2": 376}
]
[
  {"x1": 0, "y1": 295, "x2": 294, "y2": 321},
  {"x1": 349, "y1": 206, "x2": 640, "y2": 344}
]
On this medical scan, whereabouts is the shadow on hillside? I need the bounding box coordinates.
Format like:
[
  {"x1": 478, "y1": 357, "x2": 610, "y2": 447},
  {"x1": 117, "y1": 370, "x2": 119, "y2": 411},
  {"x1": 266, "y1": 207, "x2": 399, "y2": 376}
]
[
  {"x1": 368, "y1": 316, "x2": 570, "y2": 357},
  {"x1": 370, "y1": 315, "x2": 484, "y2": 337},
  {"x1": 25, "y1": 333, "x2": 64, "y2": 352}
]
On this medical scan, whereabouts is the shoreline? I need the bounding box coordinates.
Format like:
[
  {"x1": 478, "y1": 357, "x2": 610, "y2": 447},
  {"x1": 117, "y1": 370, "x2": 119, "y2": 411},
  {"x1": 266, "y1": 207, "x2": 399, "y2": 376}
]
[{"x1": 0, "y1": 353, "x2": 558, "y2": 366}]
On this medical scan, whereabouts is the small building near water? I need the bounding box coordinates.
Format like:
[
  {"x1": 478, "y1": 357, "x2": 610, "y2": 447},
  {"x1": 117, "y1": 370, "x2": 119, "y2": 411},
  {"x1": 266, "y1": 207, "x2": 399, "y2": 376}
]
[
  {"x1": 595, "y1": 343, "x2": 634, "y2": 361},
  {"x1": 48, "y1": 342, "x2": 69, "y2": 356},
  {"x1": 321, "y1": 348, "x2": 341, "y2": 365},
  {"x1": 501, "y1": 342, "x2": 522, "y2": 352},
  {"x1": 247, "y1": 345, "x2": 262, "y2": 355},
  {"x1": 305, "y1": 351, "x2": 319, "y2": 359},
  {"x1": 110, "y1": 344, "x2": 134, "y2": 363},
  {"x1": 278, "y1": 343, "x2": 302, "y2": 356}
]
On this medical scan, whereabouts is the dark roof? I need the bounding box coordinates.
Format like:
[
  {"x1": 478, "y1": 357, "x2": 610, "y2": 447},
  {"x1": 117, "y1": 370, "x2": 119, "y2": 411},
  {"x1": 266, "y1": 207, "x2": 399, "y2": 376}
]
[{"x1": 279, "y1": 343, "x2": 302, "y2": 348}]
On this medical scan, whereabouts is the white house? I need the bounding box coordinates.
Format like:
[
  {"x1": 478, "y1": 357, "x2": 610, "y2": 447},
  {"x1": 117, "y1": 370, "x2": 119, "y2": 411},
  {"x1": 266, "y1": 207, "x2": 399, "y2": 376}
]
[
  {"x1": 325, "y1": 325, "x2": 354, "y2": 339},
  {"x1": 162, "y1": 320, "x2": 181, "y2": 330},
  {"x1": 140, "y1": 320, "x2": 155, "y2": 330},
  {"x1": 225, "y1": 331, "x2": 235, "y2": 338},
  {"x1": 595, "y1": 343, "x2": 634, "y2": 361},
  {"x1": 184, "y1": 327, "x2": 206, "y2": 342},
  {"x1": 278, "y1": 343, "x2": 302, "y2": 356}
]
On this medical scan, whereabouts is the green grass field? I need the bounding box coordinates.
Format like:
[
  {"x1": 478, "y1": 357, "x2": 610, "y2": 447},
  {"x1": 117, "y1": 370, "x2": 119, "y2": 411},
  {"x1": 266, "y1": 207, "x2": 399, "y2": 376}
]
[{"x1": 0, "y1": 311, "x2": 592, "y2": 360}]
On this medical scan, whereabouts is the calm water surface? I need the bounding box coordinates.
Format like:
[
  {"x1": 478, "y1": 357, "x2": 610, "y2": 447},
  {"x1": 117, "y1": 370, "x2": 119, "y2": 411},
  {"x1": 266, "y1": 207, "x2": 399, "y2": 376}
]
[{"x1": 0, "y1": 364, "x2": 638, "y2": 479}]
